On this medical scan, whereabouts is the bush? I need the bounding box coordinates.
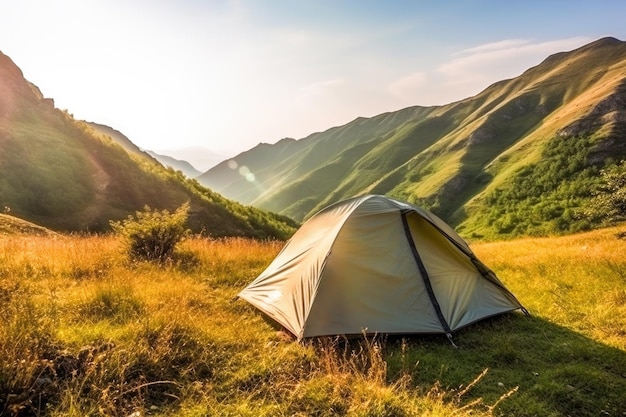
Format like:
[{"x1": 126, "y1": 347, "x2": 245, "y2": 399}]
[
  {"x1": 110, "y1": 202, "x2": 191, "y2": 262},
  {"x1": 584, "y1": 160, "x2": 626, "y2": 224}
]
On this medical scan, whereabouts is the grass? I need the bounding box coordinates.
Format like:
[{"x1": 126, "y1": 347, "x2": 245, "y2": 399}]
[
  {"x1": 0, "y1": 213, "x2": 57, "y2": 236},
  {"x1": 1, "y1": 226, "x2": 625, "y2": 416}
]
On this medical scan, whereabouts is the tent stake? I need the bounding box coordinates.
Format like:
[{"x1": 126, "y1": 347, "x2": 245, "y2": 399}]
[{"x1": 446, "y1": 333, "x2": 458, "y2": 349}]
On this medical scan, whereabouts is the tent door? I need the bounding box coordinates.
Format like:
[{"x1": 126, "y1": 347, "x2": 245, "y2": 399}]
[{"x1": 400, "y1": 210, "x2": 456, "y2": 345}]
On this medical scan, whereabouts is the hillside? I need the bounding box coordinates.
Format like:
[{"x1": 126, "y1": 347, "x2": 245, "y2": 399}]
[
  {"x1": 85, "y1": 123, "x2": 203, "y2": 178},
  {"x1": 198, "y1": 37, "x2": 626, "y2": 239},
  {"x1": 146, "y1": 150, "x2": 202, "y2": 178},
  {"x1": 84, "y1": 121, "x2": 148, "y2": 158},
  {"x1": 0, "y1": 51, "x2": 297, "y2": 238},
  {"x1": 0, "y1": 213, "x2": 56, "y2": 236}
]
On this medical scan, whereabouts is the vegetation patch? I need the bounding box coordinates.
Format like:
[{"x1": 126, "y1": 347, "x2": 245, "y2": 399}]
[
  {"x1": 465, "y1": 134, "x2": 624, "y2": 238},
  {"x1": 110, "y1": 203, "x2": 191, "y2": 263}
]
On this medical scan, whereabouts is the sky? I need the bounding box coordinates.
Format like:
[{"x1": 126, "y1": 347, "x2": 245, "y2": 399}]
[{"x1": 1, "y1": 1, "x2": 625, "y2": 171}]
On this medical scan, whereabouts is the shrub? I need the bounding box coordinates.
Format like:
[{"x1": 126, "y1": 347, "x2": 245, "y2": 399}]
[
  {"x1": 584, "y1": 160, "x2": 626, "y2": 224},
  {"x1": 110, "y1": 202, "x2": 191, "y2": 262}
]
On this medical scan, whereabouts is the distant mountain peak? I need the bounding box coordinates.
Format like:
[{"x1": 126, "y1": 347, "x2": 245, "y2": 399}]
[
  {"x1": 587, "y1": 36, "x2": 622, "y2": 46},
  {"x1": 146, "y1": 150, "x2": 202, "y2": 178}
]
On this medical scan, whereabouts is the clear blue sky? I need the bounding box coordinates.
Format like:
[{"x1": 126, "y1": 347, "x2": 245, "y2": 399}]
[{"x1": 1, "y1": 0, "x2": 625, "y2": 169}]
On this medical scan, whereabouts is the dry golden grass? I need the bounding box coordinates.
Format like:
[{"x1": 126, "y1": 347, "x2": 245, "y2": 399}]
[
  {"x1": 473, "y1": 225, "x2": 626, "y2": 349},
  {"x1": 2, "y1": 228, "x2": 625, "y2": 416},
  {"x1": 0, "y1": 234, "x2": 499, "y2": 416}
]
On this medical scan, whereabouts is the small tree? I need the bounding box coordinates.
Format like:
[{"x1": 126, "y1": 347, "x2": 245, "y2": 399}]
[{"x1": 110, "y1": 202, "x2": 191, "y2": 262}]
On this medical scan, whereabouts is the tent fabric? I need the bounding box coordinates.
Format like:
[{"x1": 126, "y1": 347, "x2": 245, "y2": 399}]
[{"x1": 238, "y1": 194, "x2": 525, "y2": 340}]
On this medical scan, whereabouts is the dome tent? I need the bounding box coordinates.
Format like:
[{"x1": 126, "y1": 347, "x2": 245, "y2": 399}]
[{"x1": 238, "y1": 195, "x2": 526, "y2": 343}]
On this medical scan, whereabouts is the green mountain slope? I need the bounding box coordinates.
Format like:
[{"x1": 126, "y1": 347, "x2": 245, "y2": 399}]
[
  {"x1": 85, "y1": 123, "x2": 203, "y2": 179},
  {"x1": 146, "y1": 150, "x2": 202, "y2": 178},
  {"x1": 0, "y1": 51, "x2": 297, "y2": 238},
  {"x1": 198, "y1": 37, "x2": 626, "y2": 239}
]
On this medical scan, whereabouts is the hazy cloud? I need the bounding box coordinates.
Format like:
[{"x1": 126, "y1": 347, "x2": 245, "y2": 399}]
[
  {"x1": 380, "y1": 37, "x2": 596, "y2": 107},
  {"x1": 1, "y1": 0, "x2": 621, "y2": 158},
  {"x1": 456, "y1": 39, "x2": 534, "y2": 56},
  {"x1": 298, "y1": 79, "x2": 346, "y2": 99},
  {"x1": 388, "y1": 72, "x2": 428, "y2": 101},
  {"x1": 434, "y1": 37, "x2": 593, "y2": 100}
]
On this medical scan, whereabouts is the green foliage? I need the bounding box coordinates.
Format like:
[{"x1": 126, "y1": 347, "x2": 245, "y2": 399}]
[
  {"x1": 472, "y1": 134, "x2": 608, "y2": 237},
  {"x1": 583, "y1": 160, "x2": 626, "y2": 224},
  {"x1": 0, "y1": 122, "x2": 94, "y2": 223},
  {"x1": 110, "y1": 203, "x2": 191, "y2": 262},
  {"x1": 181, "y1": 176, "x2": 298, "y2": 239}
]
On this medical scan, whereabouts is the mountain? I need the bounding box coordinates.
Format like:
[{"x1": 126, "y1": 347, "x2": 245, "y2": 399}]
[
  {"x1": 85, "y1": 121, "x2": 147, "y2": 157},
  {"x1": 153, "y1": 146, "x2": 227, "y2": 173},
  {"x1": 0, "y1": 51, "x2": 297, "y2": 238},
  {"x1": 85, "y1": 122, "x2": 203, "y2": 178},
  {"x1": 146, "y1": 150, "x2": 202, "y2": 178},
  {"x1": 197, "y1": 37, "x2": 626, "y2": 239}
]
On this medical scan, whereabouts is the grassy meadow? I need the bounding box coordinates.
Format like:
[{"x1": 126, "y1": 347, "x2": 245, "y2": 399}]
[{"x1": 1, "y1": 226, "x2": 625, "y2": 416}]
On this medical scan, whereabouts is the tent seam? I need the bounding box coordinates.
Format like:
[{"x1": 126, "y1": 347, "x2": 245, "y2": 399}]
[
  {"x1": 412, "y1": 213, "x2": 527, "y2": 312},
  {"x1": 400, "y1": 210, "x2": 452, "y2": 334},
  {"x1": 299, "y1": 198, "x2": 367, "y2": 339}
]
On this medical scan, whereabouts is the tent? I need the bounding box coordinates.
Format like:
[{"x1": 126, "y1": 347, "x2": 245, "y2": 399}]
[{"x1": 238, "y1": 194, "x2": 527, "y2": 342}]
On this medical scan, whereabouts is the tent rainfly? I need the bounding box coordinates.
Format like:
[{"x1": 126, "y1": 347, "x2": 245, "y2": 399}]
[{"x1": 238, "y1": 194, "x2": 527, "y2": 343}]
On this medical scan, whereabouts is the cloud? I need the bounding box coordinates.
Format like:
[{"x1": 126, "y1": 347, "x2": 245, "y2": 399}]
[
  {"x1": 440, "y1": 37, "x2": 592, "y2": 80},
  {"x1": 388, "y1": 72, "x2": 428, "y2": 101},
  {"x1": 433, "y1": 37, "x2": 593, "y2": 100},
  {"x1": 298, "y1": 79, "x2": 346, "y2": 99},
  {"x1": 455, "y1": 39, "x2": 533, "y2": 56},
  {"x1": 382, "y1": 37, "x2": 596, "y2": 107}
]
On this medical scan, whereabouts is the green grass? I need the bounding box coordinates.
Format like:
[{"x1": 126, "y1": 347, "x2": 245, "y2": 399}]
[{"x1": 1, "y1": 227, "x2": 625, "y2": 416}]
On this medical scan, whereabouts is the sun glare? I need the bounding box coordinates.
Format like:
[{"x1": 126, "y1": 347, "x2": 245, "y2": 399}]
[{"x1": 228, "y1": 159, "x2": 256, "y2": 183}]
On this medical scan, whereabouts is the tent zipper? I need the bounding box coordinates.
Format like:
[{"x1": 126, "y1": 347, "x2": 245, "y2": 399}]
[{"x1": 400, "y1": 211, "x2": 454, "y2": 342}]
